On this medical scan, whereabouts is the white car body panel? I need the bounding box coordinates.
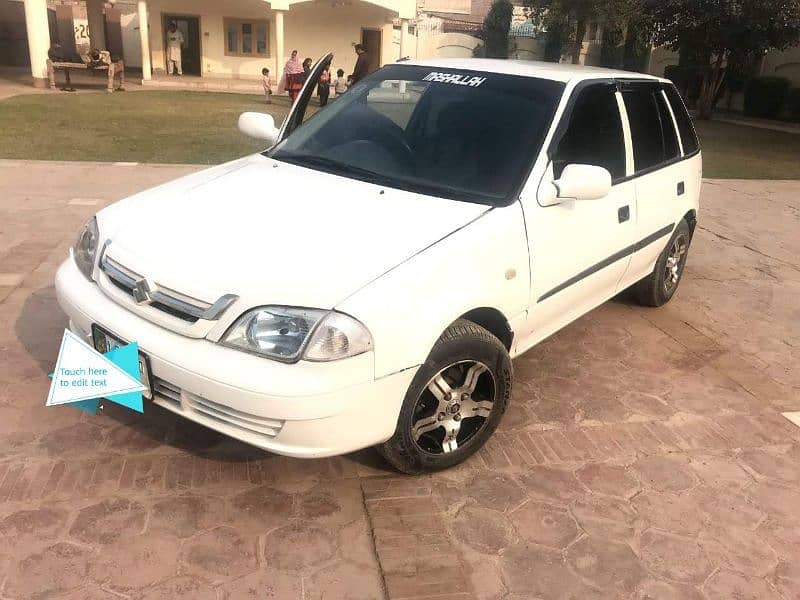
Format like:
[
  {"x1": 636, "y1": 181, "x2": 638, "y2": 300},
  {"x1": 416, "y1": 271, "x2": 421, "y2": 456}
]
[{"x1": 54, "y1": 59, "x2": 701, "y2": 459}]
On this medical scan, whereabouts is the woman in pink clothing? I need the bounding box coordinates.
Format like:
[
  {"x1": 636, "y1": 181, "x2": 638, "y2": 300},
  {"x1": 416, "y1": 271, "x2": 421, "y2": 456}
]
[{"x1": 278, "y1": 50, "x2": 304, "y2": 103}]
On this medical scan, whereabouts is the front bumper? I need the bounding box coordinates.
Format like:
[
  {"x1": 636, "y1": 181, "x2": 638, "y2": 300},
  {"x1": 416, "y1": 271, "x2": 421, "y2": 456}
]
[{"x1": 54, "y1": 258, "x2": 416, "y2": 458}]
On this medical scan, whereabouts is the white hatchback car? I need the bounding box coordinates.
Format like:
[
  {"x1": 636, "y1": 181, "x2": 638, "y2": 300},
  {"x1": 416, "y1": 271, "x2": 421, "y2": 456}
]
[{"x1": 56, "y1": 56, "x2": 701, "y2": 473}]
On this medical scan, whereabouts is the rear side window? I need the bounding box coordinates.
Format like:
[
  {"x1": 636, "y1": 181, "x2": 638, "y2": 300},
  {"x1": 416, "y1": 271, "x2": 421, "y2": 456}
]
[
  {"x1": 622, "y1": 84, "x2": 682, "y2": 172},
  {"x1": 664, "y1": 85, "x2": 700, "y2": 155},
  {"x1": 552, "y1": 83, "x2": 626, "y2": 180}
]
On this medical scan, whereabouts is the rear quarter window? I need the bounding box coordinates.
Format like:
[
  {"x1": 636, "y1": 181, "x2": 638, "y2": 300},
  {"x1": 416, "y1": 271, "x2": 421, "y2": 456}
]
[{"x1": 664, "y1": 85, "x2": 700, "y2": 155}]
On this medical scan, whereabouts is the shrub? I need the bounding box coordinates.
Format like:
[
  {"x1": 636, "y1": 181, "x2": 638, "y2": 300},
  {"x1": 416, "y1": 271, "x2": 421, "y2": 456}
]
[
  {"x1": 482, "y1": 0, "x2": 513, "y2": 58},
  {"x1": 786, "y1": 88, "x2": 800, "y2": 123},
  {"x1": 743, "y1": 76, "x2": 791, "y2": 119}
]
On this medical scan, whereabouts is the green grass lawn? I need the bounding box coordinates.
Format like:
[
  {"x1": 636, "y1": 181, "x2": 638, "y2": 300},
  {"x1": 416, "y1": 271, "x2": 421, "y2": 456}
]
[
  {"x1": 0, "y1": 91, "x2": 290, "y2": 165},
  {"x1": 693, "y1": 119, "x2": 800, "y2": 180},
  {"x1": 0, "y1": 90, "x2": 799, "y2": 178}
]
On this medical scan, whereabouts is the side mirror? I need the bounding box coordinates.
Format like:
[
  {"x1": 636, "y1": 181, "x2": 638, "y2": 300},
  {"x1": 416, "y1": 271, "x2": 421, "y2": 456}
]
[
  {"x1": 238, "y1": 112, "x2": 280, "y2": 145},
  {"x1": 553, "y1": 164, "x2": 612, "y2": 201}
]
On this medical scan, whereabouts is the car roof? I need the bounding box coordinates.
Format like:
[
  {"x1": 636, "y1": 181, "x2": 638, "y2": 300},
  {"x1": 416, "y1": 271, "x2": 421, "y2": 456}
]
[{"x1": 399, "y1": 58, "x2": 667, "y2": 84}]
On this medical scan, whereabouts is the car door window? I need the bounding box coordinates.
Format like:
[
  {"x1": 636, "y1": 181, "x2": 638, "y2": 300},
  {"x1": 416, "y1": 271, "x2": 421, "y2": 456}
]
[
  {"x1": 621, "y1": 86, "x2": 665, "y2": 172},
  {"x1": 663, "y1": 85, "x2": 700, "y2": 155},
  {"x1": 552, "y1": 83, "x2": 626, "y2": 180}
]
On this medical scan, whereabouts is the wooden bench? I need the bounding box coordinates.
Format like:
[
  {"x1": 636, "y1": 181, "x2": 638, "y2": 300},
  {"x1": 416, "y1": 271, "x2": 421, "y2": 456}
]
[{"x1": 46, "y1": 59, "x2": 125, "y2": 93}]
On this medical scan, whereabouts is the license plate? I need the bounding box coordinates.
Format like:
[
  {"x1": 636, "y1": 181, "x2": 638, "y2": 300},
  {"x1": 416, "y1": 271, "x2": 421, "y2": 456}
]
[{"x1": 91, "y1": 324, "x2": 152, "y2": 400}]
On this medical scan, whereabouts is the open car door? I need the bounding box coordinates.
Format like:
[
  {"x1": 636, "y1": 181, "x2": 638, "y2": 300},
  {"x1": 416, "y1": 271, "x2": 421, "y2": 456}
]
[{"x1": 278, "y1": 52, "x2": 334, "y2": 142}]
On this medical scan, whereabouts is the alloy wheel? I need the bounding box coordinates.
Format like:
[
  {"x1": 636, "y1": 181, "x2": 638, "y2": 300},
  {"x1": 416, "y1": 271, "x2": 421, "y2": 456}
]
[
  {"x1": 663, "y1": 233, "x2": 688, "y2": 294},
  {"x1": 411, "y1": 360, "x2": 496, "y2": 454}
]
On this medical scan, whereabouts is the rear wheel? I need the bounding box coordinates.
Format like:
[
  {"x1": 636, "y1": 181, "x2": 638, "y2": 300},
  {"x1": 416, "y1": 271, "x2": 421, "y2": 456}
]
[
  {"x1": 634, "y1": 219, "x2": 692, "y2": 307},
  {"x1": 378, "y1": 319, "x2": 511, "y2": 474}
]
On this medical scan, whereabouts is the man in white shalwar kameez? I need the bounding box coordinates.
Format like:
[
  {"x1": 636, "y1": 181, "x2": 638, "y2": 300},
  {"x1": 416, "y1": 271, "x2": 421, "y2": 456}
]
[{"x1": 166, "y1": 22, "x2": 184, "y2": 75}]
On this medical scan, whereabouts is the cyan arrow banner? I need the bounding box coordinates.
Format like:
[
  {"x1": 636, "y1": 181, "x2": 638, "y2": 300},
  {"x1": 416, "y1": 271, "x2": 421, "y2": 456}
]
[{"x1": 47, "y1": 329, "x2": 146, "y2": 414}]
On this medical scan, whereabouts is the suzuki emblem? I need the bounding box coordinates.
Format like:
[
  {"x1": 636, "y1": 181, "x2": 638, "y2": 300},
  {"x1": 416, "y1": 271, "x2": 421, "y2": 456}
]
[{"x1": 132, "y1": 278, "x2": 154, "y2": 304}]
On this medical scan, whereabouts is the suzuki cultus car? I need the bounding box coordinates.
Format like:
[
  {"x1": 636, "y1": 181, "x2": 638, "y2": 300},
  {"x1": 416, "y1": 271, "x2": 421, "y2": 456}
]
[{"x1": 56, "y1": 56, "x2": 701, "y2": 473}]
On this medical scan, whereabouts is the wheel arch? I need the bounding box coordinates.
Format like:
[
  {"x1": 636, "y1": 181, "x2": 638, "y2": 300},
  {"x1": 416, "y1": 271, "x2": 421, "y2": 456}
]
[
  {"x1": 457, "y1": 307, "x2": 514, "y2": 351},
  {"x1": 682, "y1": 209, "x2": 697, "y2": 235}
]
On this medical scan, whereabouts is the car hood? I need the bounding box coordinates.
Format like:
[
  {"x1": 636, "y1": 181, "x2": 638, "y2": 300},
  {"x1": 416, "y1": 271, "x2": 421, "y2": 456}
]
[{"x1": 99, "y1": 154, "x2": 490, "y2": 309}]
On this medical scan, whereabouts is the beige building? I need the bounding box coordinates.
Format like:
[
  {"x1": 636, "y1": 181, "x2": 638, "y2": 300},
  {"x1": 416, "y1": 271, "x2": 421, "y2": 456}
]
[{"x1": 7, "y1": 0, "x2": 415, "y2": 86}]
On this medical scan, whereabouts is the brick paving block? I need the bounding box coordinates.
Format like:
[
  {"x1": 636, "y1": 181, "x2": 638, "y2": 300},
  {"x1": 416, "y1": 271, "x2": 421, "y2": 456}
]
[
  {"x1": 4, "y1": 541, "x2": 94, "y2": 599},
  {"x1": 575, "y1": 463, "x2": 639, "y2": 499},
  {"x1": 562, "y1": 427, "x2": 603, "y2": 460},
  {"x1": 0, "y1": 463, "x2": 23, "y2": 501},
  {"x1": 531, "y1": 430, "x2": 570, "y2": 463},
  {"x1": 476, "y1": 435, "x2": 511, "y2": 469},
  {"x1": 639, "y1": 530, "x2": 714, "y2": 584},
  {"x1": 40, "y1": 459, "x2": 66, "y2": 498},
  {"x1": 539, "y1": 429, "x2": 584, "y2": 462},
  {"x1": 451, "y1": 505, "x2": 516, "y2": 554},
  {"x1": 493, "y1": 431, "x2": 538, "y2": 468},
  {"x1": 567, "y1": 535, "x2": 647, "y2": 595},
  {"x1": 263, "y1": 522, "x2": 335, "y2": 571},
  {"x1": 69, "y1": 497, "x2": 147, "y2": 545},
  {"x1": 516, "y1": 430, "x2": 549, "y2": 464},
  {"x1": 181, "y1": 526, "x2": 257, "y2": 580},
  {"x1": 581, "y1": 426, "x2": 624, "y2": 458},
  {"x1": 702, "y1": 569, "x2": 785, "y2": 600},
  {"x1": 165, "y1": 456, "x2": 194, "y2": 490},
  {"x1": 362, "y1": 476, "x2": 432, "y2": 501},
  {"x1": 642, "y1": 421, "x2": 685, "y2": 451},
  {"x1": 367, "y1": 495, "x2": 443, "y2": 519},
  {"x1": 55, "y1": 459, "x2": 98, "y2": 500}
]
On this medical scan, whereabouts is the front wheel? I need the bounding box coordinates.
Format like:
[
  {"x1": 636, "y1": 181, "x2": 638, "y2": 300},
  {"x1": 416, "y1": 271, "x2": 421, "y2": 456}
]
[
  {"x1": 634, "y1": 218, "x2": 692, "y2": 307},
  {"x1": 378, "y1": 319, "x2": 511, "y2": 474}
]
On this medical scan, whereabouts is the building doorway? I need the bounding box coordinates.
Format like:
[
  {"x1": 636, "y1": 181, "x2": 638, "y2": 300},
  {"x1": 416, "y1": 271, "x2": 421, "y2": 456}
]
[
  {"x1": 162, "y1": 15, "x2": 201, "y2": 75},
  {"x1": 360, "y1": 28, "x2": 382, "y2": 74}
]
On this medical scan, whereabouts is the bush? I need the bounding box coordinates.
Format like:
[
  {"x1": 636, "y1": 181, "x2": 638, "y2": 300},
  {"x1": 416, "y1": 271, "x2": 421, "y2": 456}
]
[
  {"x1": 743, "y1": 76, "x2": 791, "y2": 119},
  {"x1": 786, "y1": 88, "x2": 800, "y2": 123},
  {"x1": 482, "y1": 0, "x2": 513, "y2": 58}
]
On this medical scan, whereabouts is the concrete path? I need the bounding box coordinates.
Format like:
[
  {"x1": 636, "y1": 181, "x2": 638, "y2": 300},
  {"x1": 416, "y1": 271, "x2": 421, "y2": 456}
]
[{"x1": 1, "y1": 160, "x2": 799, "y2": 599}]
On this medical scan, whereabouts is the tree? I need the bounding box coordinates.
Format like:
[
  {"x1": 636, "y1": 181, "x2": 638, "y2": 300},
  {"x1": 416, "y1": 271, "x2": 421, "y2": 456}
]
[
  {"x1": 483, "y1": 0, "x2": 514, "y2": 58},
  {"x1": 526, "y1": 0, "x2": 594, "y2": 63},
  {"x1": 646, "y1": 0, "x2": 800, "y2": 119}
]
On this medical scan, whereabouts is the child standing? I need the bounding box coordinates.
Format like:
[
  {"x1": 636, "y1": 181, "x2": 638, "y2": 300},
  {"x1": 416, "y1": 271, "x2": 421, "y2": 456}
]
[
  {"x1": 261, "y1": 68, "x2": 272, "y2": 103},
  {"x1": 317, "y1": 66, "x2": 330, "y2": 106},
  {"x1": 333, "y1": 68, "x2": 348, "y2": 97}
]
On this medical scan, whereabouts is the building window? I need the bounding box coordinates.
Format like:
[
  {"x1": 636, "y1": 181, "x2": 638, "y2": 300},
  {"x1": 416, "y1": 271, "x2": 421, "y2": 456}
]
[{"x1": 224, "y1": 19, "x2": 269, "y2": 56}]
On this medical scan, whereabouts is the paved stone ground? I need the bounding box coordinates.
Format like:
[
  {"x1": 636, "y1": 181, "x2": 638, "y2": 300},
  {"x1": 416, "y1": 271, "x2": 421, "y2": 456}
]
[{"x1": 1, "y1": 160, "x2": 799, "y2": 600}]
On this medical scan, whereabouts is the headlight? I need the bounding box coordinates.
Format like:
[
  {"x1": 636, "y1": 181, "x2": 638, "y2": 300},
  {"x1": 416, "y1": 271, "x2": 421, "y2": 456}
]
[
  {"x1": 222, "y1": 306, "x2": 372, "y2": 362},
  {"x1": 72, "y1": 216, "x2": 99, "y2": 280}
]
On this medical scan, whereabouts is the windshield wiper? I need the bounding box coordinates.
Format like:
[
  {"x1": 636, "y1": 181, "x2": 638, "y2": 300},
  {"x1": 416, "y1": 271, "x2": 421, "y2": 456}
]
[
  {"x1": 275, "y1": 153, "x2": 496, "y2": 205},
  {"x1": 274, "y1": 153, "x2": 389, "y2": 185}
]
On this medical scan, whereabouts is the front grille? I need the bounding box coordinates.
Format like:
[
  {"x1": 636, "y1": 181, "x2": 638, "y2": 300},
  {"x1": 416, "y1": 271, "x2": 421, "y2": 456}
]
[
  {"x1": 151, "y1": 376, "x2": 284, "y2": 439},
  {"x1": 186, "y1": 395, "x2": 284, "y2": 438},
  {"x1": 99, "y1": 252, "x2": 236, "y2": 323},
  {"x1": 153, "y1": 377, "x2": 181, "y2": 407}
]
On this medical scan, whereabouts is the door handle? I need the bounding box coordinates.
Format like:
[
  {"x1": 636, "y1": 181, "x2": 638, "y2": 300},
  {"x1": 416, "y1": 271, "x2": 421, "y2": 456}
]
[
  {"x1": 677, "y1": 181, "x2": 685, "y2": 195},
  {"x1": 618, "y1": 205, "x2": 630, "y2": 223}
]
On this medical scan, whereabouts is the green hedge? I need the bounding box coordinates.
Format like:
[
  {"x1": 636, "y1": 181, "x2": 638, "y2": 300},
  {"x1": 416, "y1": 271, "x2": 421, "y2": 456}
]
[
  {"x1": 786, "y1": 88, "x2": 800, "y2": 123},
  {"x1": 743, "y1": 76, "x2": 791, "y2": 118}
]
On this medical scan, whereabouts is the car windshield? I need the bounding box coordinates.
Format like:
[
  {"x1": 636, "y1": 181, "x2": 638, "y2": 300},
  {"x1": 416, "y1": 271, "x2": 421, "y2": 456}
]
[{"x1": 268, "y1": 65, "x2": 564, "y2": 205}]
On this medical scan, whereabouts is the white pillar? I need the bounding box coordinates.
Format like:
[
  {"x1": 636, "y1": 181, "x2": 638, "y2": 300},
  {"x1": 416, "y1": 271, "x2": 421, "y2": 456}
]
[
  {"x1": 86, "y1": 0, "x2": 106, "y2": 50},
  {"x1": 137, "y1": 0, "x2": 151, "y2": 80},
  {"x1": 23, "y1": 0, "x2": 50, "y2": 88},
  {"x1": 275, "y1": 10, "x2": 285, "y2": 74},
  {"x1": 399, "y1": 18, "x2": 410, "y2": 59}
]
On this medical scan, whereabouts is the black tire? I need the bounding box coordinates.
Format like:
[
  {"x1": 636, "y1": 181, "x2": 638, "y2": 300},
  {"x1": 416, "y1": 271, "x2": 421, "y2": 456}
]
[
  {"x1": 378, "y1": 319, "x2": 512, "y2": 474},
  {"x1": 634, "y1": 219, "x2": 692, "y2": 307}
]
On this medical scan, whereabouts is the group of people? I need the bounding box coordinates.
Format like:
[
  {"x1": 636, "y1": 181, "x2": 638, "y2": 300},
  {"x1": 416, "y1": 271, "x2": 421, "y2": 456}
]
[{"x1": 261, "y1": 44, "x2": 370, "y2": 106}]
